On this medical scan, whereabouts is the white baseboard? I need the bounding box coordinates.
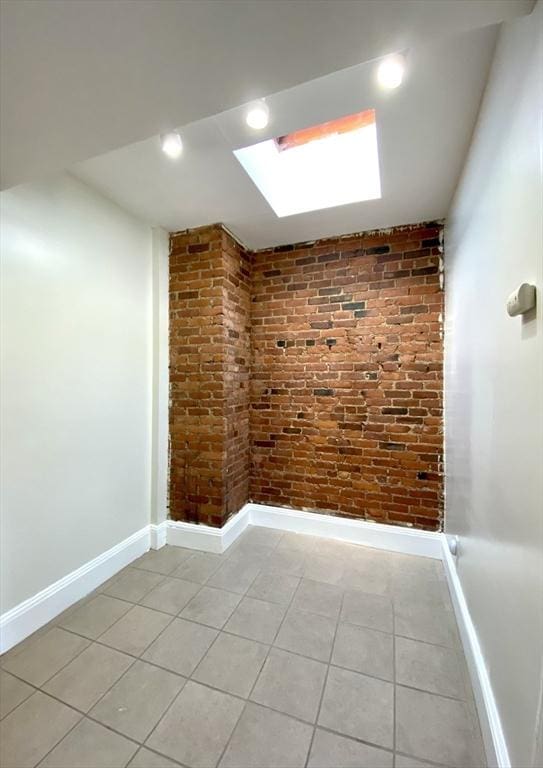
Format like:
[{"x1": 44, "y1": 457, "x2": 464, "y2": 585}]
[
  {"x1": 0, "y1": 526, "x2": 150, "y2": 654},
  {"x1": 150, "y1": 521, "x2": 167, "y2": 550},
  {"x1": 441, "y1": 539, "x2": 510, "y2": 768},
  {"x1": 247, "y1": 503, "x2": 443, "y2": 558},
  {"x1": 167, "y1": 507, "x2": 250, "y2": 554}
]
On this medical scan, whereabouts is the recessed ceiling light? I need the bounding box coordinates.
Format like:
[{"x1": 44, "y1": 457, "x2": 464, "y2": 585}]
[
  {"x1": 376, "y1": 54, "x2": 405, "y2": 89},
  {"x1": 245, "y1": 100, "x2": 270, "y2": 130},
  {"x1": 160, "y1": 131, "x2": 183, "y2": 159}
]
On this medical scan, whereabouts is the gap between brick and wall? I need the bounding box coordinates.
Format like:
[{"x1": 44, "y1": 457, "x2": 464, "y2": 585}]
[{"x1": 169, "y1": 221, "x2": 444, "y2": 532}]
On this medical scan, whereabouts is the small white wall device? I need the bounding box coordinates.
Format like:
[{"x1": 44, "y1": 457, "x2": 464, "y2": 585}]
[{"x1": 506, "y1": 283, "x2": 536, "y2": 317}]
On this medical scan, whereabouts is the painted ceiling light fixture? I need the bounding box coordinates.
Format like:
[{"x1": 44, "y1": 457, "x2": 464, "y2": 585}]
[
  {"x1": 245, "y1": 100, "x2": 270, "y2": 130},
  {"x1": 234, "y1": 108, "x2": 381, "y2": 217},
  {"x1": 376, "y1": 53, "x2": 406, "y2": 90}
]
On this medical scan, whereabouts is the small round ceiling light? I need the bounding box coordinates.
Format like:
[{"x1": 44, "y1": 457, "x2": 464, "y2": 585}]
[
  {"x1": 160, "y1": 131, "x2": 183, "y2": 159},
  {"x1": 245, "y1": 100, "x2": 270, "y2": 130},
  {"x1": 376, "y1": 54, "x2": 405, "y2": 90}
]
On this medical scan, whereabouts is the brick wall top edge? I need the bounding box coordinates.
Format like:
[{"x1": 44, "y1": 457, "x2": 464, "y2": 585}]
[{"x1": 170, "y1": 219, "x2": 444, "y2": 257}]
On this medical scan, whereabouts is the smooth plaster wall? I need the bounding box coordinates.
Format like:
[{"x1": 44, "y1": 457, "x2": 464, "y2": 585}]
[
  {"x1": 445, "y1": 3, "x2": 543, "y2": 766},
  {"x1": 0, "y1": 173, "x2": 153, "y2": 612}
]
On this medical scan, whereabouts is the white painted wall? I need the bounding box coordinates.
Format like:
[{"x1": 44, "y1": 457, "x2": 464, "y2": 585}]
[
  {"x1": 0, "y1": 173, "x2": 153, "y2": 613},
  {"x1": 445, "y1": 3, "x2": 543, "y2": 767}
]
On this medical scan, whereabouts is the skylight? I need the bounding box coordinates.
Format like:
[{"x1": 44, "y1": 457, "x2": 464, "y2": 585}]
[{"x1": 233, "y1": 109, "x2": 381, "y2": 218}]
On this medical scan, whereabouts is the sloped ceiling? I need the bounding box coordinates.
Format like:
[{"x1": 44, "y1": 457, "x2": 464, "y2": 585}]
[{"x1": 0, "y1": 0, "x2": 533, "y2": 190}]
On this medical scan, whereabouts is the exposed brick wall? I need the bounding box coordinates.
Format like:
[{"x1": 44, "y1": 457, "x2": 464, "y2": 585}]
[
  {"x1": 250, "y1": 222, "x2": 444, "y2": 531},
  {"x1": 169, "y1": 221, "x2": 444, "y2": 531},
  {"x1": 222, "y1": 230, "x2": 251, "y2": 520}
]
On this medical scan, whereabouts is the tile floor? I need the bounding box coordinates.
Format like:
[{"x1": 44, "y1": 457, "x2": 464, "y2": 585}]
[{"x1": 0, "y1": 526, "x2": 486, "y2": 768}]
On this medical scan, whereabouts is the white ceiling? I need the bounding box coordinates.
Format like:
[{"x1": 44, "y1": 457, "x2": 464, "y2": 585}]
[
  {"x1": 0, "y1": 0, "x2": 533, "y2": 190},
  {"x1": 74, "y1": 24, "x2": 498, "y2": 249}
]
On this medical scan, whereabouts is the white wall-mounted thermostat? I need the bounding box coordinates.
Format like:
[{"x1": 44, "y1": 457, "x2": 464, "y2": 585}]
[{"x1": 506, "y1": 283, "x2": 536, "y2": 317}]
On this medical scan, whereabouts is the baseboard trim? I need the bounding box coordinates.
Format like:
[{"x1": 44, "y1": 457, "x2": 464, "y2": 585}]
[
  {"x1": 0, "y1": 526, "x2": 150, "y2": 654},
  {"x1": 167, "y1": 507, "x2": 250, "y2": 554},
  {"x1": 441, "y1": 539, "x2": 510, "y2": 768},
  {"x1": 150, "y1": 521, "x2": 168, "y2": 550},
  {"x1": 247, "y1": 503, "x2": 443, "y2": 558},
  {"x1": 164, "y1": 502, "x2": 441, "y2": 558}
]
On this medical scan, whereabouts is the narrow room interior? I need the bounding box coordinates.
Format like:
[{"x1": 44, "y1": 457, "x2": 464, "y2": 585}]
[{"x1": 0, "y1": 2, "x2": 541, "y2": 768}]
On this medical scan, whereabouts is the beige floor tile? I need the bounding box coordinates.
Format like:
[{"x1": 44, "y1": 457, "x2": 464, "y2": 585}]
[
  {"x1": 142, "y1": 618, "x2": 217, "y2": 676},
  {"x1": 179, "y1": 586, "x2": 241, "y2": 628},
  {"x1": 223, "y1": 596, "x2": 286, "y2": 643},
  {"x1": 90, "y1": 660, "x2": 185, "y2": 741},
  {"x1": 341, "y1": 589, "x2": 393, "y2": 633},
  {"x1": 396, "y1": 685, "x2": 484, "y2": 767},
  {"x1": 274, "y1": 609, "x2": 336, "y2": 662},
  {"x1": 247, "y1": 572, "x2": 300, "y2": 605},
  {"x1": 43, "y1": 643, "x2": 133, "y2": 712},
  {"x1": 318, "y1": 665, "x2": 394, "y2": 748},
  {"x1": 193, "y1": 632, "x2": 268, "y2": 697},
  {"x1": 140, "y1": 577, "x2": 200, "y2": 615},
  {"x1": 250, "y1": 648, "x2": 327, "y2": 723},
  {"x1": 2, "y1": 627, "x2": 89, "y2": 687},
  {"x1": 133, "y1": 546, "x2": 194, "y2": 575},
  {"x1": 308, "y1": 728, "x2": 393, "y2": 767},
  {"x1": 171, "y1": 552, "x2": 222, "y2": 584},
  {"x1": 220, "y1": 702, "x2": 313, "y2": 768},
  {"x1": 396, "y1": 635, "x2": 467, "y2": 699},
  {"x1": 40, "y1": 717, "x2": 137, "y2": 767},
  {"x1": 58, "y1": 595, "x2": 132, "y2": 639},
  {"x1": 146, "y1": 680, "x2": 244, "y2": 767},
  {"x1": 0, "y1": 691, "x2": 80, "y2": 768},
  {"x1": 99, "y1": 605, "x2": 172, "y2": 656},
  {"x1": 0, "y1": 671, "x2": 35, "y2": 718},
  {"x1": 104, "y1": 568, "x2": 164, "y2": 602},
  {"x1": 290, "y1": 579, "x2": 343, "y2": 619},
  {"x1": 332, "y1": 623, "x2": 393, "y2": 680},
  {"x1": 128, "y1": 747, "x2": 181, "y2": 767}
]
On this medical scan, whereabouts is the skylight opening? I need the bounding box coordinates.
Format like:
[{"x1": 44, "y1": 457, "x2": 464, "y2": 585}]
[{"x1": 233, "y1": 108, "x2": 381, "y2": 218}]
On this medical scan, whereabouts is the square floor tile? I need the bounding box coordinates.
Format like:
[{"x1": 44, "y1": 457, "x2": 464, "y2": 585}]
[
  {"x1": 1, "y1": 627, "x2": 89, "y2": 686},
  {"x1": 307, "y1": 728, "x2": 393, "y2": 768},
  {"x1": 172, "y1": 552, "x2": 222, "y2": 584},
  {"x1": 133, "y1": 546, "x2": 194, "y2": 575},
  {"x1": 220, "y1": 702, "x2": 313, "y2": 768},
  {"x1": 396, "y1": 685, "x2": 484, "y2": 766},
  {"x1": 318, "y1": 665, "x2": 393, "y2": 748},
  {"x1": 396, "y1": 635, "x2": 467, "y2": 699},
  {"x1": 276, "y1": 532, "x2": 317, "y2": 555},
  {"x1": 140, "y1": 577, "x2": 200, "y2": 615},
  {"x1": 223, "y1": 596, "x2": 286, "y2": 643},
  {"x1": 146, "y1": 680, "x2": 244, "y2": 768},
  {"x1": 90, "y1": 660, "x2": 185, "y2": 741},
  {"x1": 193, "y1": 632, "x2": 268, "y2": 697},
  {"x1": 0, "y1": 671, "x2": 34, "y2": 718},
  {"x1": 99, "y1": 605, "x2": 172, "y2": 656},
  {"x1": 142, "y1": 618, "x2": 217, "y2": 676},
  {"x1": 332, "y1": 623, "x2": 393, "y2": 680},
  {"x1": 207, "y1": 558, "x2": 262, "y2": 594},
  {"x1": 104, "y1": 568, "x2": 164, "y2": 602},
  {"x1": 338, "y1": 562, "x2": 390, "y2": 596},
  {"x1": 274, "y1": 609, "x2": 336, "y2": 662},
  {"x1": 290, "y1": 579, "x2": 343, "y2": 619},
  {"x1": 303, "y1": 553, "x2": 345, "y2": 586},
  {"x1": 180, "y1": 586, "x2": 241, "y2": 628},
  {"x1": 43, "y1": 643, "x2": 133, "y2": 712},
  {"x1": 0, "y1": 691, "x2": 80, "y2": 768},
  {"x1": 264, "y1": 548, "x2": 306, "y2": 577},
  {"x1": 247, "y1": 572, "x2": 300, "y2": 605},
  {"x1": 128, "y1": 747, "x2": 181, "y2": 767},
  {"x1": 58, "y1": 594, "x2": 132, "y2": 639},
  {"x1": 341, "y1": 590, "x2": 393, "y2": 633},
  {"x1": 40, "y1": 717, "x2": 137, "y2": 767},
  {"x1": 250, "y1": 648, "x2": 327, "y2": 723},
  {"x1": 394, "y1": 597, "x2": 460, "y2": 648}
]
